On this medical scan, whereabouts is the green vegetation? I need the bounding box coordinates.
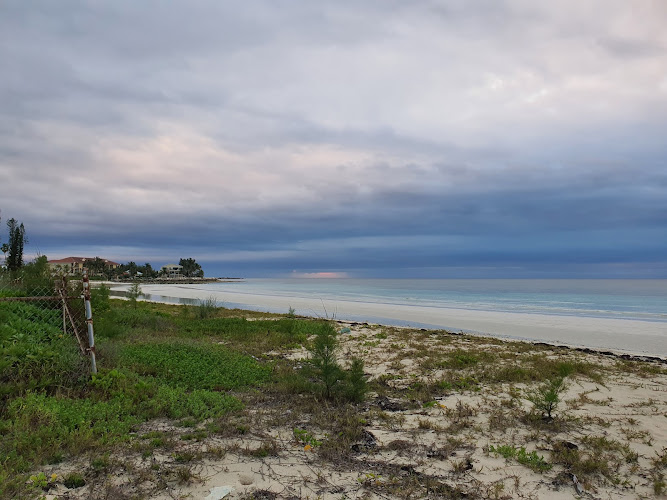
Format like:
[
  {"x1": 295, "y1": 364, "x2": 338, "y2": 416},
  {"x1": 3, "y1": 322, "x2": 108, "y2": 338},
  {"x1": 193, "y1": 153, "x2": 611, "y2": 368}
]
[
  {"x1": 119, "y1": 342, "x2": 269, "y2": 390},
  {"x1": 0, "y1": 301, "x2": 86, "y2": 400},
  {"x1": 309, "y1": 322, "x2": 344, "y2": 399},
  {"x1": 489, "y1": 444, "x2": 552, "y2": 472},
  {"x1": 5, "y1": 217, "x2": 26, "y2": 272},
  {"x1": 526, "y1": 376, "x2": 567, "y2": 419},
  {"x1": 2, "y1": 276, "x2": 664, "y2": 499},
  {"x1": 179, "y1": 257, "x2": 204, "y2": 278},
  {"x1": 197, "y1": 295, "x2": 219, "y2": 318},
  {"x1": 126, "y1": 282, "x2": 143, "y2": 308},
  {"x1": 293, "y1": 428, "x2": 322, "y2": 447},
  {"x1": 63, "y1": 471, "x2": 86, "y2": 488},
  {"x1": 0, "y1": 292, "x2": 369, "y2": 499},
  {"x1": 344, "y1": 357, "x2": 367, "y2": 402},
  {"x1": 307, "y1": 323, "x2": 368, "y2": 401}
]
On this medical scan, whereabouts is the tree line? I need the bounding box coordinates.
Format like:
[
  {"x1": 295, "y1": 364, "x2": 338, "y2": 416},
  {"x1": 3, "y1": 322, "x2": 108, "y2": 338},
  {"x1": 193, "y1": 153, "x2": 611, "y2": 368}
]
[
  {"x1": 88, "y1": 258, "x2": 204, "y2": 279},
  {"x1": 1, "y1": 212, "x2": 204, "y2": 279}
]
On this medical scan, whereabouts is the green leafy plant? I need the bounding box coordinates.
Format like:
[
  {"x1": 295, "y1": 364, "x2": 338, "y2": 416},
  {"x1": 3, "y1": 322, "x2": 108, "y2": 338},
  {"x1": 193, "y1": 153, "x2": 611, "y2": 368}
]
[
  {"x1": 120, "y1": 342, "x2": 270, "y2": 391},
  {"x1": 293, "y1": 428, "x2": 322, "y2": 447},
  {"x1": 28, "y1": 472, "x2": 57, "y2": 489},
  {"x1": 489, "y1": 445, "x2": 552, "y2": 472}
]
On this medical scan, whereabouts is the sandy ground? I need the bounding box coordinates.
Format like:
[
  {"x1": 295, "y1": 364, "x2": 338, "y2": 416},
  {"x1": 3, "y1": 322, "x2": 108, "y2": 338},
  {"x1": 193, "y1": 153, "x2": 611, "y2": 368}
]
[
  {"x1": 110, "y1": 283, "x2": 667, "y2": 358},
  {"x1": 41, "y1": 321, "x2": 667, "y2": 500}
]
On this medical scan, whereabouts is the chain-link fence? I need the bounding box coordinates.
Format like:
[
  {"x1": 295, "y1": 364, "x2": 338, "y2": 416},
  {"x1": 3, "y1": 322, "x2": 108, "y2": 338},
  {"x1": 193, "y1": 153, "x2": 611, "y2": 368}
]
[{"x1": 0, "y1": 273, "x2": 91, "y2": 359}]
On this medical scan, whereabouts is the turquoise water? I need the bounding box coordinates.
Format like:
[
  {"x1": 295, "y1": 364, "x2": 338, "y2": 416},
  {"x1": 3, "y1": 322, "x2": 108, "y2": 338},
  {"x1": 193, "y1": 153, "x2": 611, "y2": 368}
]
[{"x1": 175, "y1": 279, "x2": 667, "y2": 324}]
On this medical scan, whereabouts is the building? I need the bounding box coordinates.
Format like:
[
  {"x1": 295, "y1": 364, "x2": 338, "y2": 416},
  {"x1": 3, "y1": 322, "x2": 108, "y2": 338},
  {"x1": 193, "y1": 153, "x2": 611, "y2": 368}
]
[
  {"x1": 161, "y1": 264, "x2": 183, "y2": 278},
  {"x1": 47, "y1": 257, "x2": 120, "y2": 275}
]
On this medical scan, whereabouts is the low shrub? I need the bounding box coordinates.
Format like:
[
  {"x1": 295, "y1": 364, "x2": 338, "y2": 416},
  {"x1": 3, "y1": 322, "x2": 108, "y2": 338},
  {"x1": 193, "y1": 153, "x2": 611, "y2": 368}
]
[{"x1": 197, "y1": 296, "x2": 219, "y2": 319}]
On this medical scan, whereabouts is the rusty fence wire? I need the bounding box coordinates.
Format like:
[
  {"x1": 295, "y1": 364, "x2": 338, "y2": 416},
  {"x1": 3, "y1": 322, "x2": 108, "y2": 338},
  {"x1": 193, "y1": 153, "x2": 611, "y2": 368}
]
[{"x1": 0, "y1": 274, "x2": 90, "y2": 358}]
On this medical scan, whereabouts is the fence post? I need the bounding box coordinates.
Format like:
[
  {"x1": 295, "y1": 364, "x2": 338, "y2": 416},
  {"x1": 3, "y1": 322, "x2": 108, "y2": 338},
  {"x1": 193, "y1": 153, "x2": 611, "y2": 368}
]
[
  {"x1": 82, "y1": 269, "x2": 97, "y2": 374},
  {"x1": 61, "y1": 277, "x2": 67, "y2": 334}
]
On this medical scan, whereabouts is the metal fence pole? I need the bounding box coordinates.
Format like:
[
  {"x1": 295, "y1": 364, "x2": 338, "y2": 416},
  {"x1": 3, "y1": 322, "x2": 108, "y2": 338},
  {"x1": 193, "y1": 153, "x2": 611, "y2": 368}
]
[{"x1": 82, "y1": 269, "x2": 97, "y2": 374}]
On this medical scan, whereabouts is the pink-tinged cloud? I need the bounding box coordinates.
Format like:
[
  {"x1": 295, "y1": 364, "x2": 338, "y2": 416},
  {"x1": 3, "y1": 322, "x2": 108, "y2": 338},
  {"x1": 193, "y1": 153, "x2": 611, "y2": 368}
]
[{"x1": 292, "y1": 271, "x2": 349, "y2": 279}]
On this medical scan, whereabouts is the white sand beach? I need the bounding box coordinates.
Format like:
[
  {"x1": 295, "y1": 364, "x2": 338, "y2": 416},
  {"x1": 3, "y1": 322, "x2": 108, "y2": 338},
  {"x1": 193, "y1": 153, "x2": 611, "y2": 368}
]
[
  {"x1": 42, "y1": 319, "x2": 667, "y2": 500},
  {"x1": 109, "y1": 283, "x2": 667, "y2": 358}
]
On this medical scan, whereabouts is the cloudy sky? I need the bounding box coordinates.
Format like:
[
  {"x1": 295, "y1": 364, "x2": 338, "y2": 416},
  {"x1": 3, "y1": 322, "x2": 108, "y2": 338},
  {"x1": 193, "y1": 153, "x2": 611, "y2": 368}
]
[{"x1": 1, "y1": 1, "x2": 666, "y2": 278}]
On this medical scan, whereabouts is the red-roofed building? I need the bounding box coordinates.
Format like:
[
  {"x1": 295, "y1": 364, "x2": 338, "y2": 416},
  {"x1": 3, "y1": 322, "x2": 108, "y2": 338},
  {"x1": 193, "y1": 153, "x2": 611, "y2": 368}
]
[{"x1": 48, "y1": 257, "x2": 120, "y2": 275}]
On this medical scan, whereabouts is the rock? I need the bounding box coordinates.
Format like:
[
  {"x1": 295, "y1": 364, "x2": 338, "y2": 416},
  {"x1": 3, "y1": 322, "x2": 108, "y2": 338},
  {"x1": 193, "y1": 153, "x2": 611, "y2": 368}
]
[
  {"x1": 376, "y1": 396, "x2": 405, "y2": 412},
  {"x1": 239, "y1": 474, "x2": 254, "y2": 485},
  {"x1": 351, "y1": 430, "x2": 377, "y2": 452}
]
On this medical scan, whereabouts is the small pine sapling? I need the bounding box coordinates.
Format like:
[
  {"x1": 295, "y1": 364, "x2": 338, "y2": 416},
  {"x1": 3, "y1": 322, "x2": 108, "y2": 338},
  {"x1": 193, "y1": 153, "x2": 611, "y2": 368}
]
[
  {"x1": 344, "y1": 357, "x2": 367, "y2": 402},
  {"x1": 527, "y1": 377, "x2": 566, "y2": 420},
  {"x1": 309, "y1": 323, "x2": 343, "y2": 399},
  {"x1": 127, "y1": 282, "x2": 143, "y2": 308}
]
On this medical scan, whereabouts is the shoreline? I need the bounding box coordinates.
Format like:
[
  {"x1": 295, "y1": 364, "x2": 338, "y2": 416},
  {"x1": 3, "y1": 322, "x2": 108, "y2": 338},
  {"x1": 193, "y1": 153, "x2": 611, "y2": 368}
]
[
  {"x1": 97, "y1": 278, "x2": 242, "y2": 285},
  {"x1": 108, "y1": 283, "x2": 667, "y2": 360}
]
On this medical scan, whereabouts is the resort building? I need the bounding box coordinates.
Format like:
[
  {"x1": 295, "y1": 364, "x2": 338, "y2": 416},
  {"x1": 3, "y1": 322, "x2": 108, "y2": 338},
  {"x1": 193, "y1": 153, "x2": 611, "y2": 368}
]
[
  {"x1": 47, "y1": 257, "x2": 120, "y2": 275},
  {"x1": 161, "y1": 264, "x2": 183, "y2": 278}
]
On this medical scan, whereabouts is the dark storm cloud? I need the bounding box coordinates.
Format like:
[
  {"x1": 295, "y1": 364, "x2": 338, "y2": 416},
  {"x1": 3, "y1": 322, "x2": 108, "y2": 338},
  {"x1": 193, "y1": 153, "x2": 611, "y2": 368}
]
[{"x1": 1, "y1": 1, "x2": 666, "y2": 276}]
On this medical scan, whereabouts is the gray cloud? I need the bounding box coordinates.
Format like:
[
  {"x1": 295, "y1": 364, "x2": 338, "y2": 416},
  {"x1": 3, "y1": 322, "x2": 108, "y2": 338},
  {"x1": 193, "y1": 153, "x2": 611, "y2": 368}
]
[{"x1": 1, "y1": 1, "x2": 666, "y2": 277}]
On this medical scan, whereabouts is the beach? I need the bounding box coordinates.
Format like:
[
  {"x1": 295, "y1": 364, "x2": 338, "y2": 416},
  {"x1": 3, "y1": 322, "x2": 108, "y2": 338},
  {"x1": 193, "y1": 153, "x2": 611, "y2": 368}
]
[
  {"x1": 31, "y1": 282, "x2": 660, "y2": 498},
  {"x1": 41, "y1": 316, "x2": 667, "y2": 500},
  {"x1": 109, "y1": 280, "x2": 667, "y2": 358}
]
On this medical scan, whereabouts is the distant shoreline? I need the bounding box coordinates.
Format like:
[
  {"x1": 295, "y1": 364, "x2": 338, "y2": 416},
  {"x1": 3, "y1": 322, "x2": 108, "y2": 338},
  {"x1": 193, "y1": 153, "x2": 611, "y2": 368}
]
[{"x1": 100, "y1": 277, "x2": 244, "y2": 285}]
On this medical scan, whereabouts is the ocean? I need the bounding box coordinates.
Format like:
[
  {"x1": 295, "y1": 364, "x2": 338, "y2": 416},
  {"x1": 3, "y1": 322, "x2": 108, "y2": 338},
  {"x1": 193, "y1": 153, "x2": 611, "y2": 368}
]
[{"x1": 112, "y1": 279, "x2": 667, "y2": 357}]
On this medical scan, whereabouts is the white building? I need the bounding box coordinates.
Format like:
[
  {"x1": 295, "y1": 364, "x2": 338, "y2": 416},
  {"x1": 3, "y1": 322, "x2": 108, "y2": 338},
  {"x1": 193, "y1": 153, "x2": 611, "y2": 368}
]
[{"x1": 161, "y1": 264, "x2": 183, "y2": 278}]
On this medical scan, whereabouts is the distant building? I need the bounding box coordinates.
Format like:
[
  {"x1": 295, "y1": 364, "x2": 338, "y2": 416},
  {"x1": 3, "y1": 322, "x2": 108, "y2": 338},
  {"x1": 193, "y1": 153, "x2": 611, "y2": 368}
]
[
  {"x1": 161, "y1": 264, "x2": 183, "y2": 278},
  {"x1": 48, "y1": 257, "x2": 120, "y2": 275}
]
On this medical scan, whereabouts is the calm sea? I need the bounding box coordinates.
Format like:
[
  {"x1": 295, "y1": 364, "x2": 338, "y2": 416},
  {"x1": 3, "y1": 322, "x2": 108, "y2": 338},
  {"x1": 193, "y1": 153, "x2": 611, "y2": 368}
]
[{"x1": 162, "y1": 278, "x2": 667, "y2": 324}]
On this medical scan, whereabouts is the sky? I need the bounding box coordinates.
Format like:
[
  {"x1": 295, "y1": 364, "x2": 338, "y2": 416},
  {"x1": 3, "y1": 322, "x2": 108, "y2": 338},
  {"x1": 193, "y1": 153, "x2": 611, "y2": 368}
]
[{"x1": 1, "y1": 1, "x2": 666, "y2": 278}]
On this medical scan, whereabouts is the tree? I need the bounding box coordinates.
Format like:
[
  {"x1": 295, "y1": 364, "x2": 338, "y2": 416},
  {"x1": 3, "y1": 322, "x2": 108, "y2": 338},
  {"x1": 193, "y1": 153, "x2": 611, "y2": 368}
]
[
  {"x1": 85, "y1": 257, "x2": 108, "y2": 277},
  {"x1": 143, "y1": 262, "x2": 156, "y2": 278},
  {"x1": 0, "y1": 211, "x2": 3, "y2": 267},
  {"x1": 108, "y1": 264, "x2": 123, "y2": 279},
  {"x1": 136, "y1": 262, "x2": 157, "y2": 279},
  {"x1": 179, "y1": 258, "x2": 204, "y2": 278},
  {"x1": 126, "y1": 261, "x2": 138, "y2": 277},
  {"x1": 22, "y1": 255, "x2": 51, "y2": 294},
  {"x1": 6, "y1": 218, "x2": 26, "y2": 272}
]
